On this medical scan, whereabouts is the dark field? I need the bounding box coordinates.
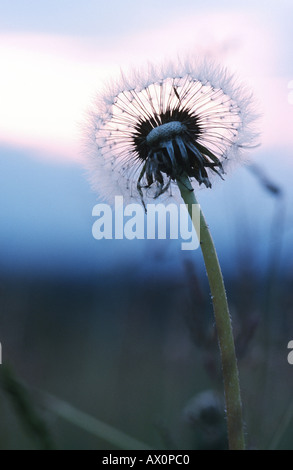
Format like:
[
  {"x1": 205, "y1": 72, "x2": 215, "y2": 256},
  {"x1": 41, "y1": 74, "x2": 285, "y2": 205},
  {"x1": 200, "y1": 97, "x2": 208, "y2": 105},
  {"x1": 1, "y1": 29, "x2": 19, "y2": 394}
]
[{"x1": 1, "y1": 256, "x2": 292, "y2": 450}]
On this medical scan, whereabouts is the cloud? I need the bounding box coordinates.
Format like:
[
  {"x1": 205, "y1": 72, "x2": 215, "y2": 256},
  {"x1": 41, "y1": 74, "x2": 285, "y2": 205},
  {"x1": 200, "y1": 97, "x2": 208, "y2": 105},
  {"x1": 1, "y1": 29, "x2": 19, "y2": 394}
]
[
  {"x1": 0, "y1": 34, "x2": 116, "y2": 162},
  {"x1": 0, "y1": 9, "x2": 291, "y2": 164}
]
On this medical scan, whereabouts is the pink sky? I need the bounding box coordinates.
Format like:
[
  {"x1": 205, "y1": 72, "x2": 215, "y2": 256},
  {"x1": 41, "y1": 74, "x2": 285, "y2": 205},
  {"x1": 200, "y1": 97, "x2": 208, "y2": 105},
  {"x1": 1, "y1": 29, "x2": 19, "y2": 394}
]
[{"x1": 0, "y1": 10, "x2": 292, "y2": 164}]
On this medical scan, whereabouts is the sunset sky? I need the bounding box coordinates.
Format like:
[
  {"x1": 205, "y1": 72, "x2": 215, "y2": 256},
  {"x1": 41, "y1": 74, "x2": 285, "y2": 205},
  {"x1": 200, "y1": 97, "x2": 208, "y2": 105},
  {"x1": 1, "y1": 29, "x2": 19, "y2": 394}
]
[
  {"x1": 0, "y1": 0, "x2": 292, "y2": 276},
  {"x1": 1, "y1": 0, "x2": 292, "y2": 161}
]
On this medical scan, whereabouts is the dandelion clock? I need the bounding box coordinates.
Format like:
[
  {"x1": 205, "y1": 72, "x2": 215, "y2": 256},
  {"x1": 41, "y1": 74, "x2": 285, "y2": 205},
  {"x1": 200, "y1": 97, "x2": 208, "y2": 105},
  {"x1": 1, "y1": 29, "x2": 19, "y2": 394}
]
[
  {"x1": 84, "y1": 57, "x2": 259, "y2": 450},
  {"x1": 86, "y1": 59, "x2": 258, "y2": 207}
]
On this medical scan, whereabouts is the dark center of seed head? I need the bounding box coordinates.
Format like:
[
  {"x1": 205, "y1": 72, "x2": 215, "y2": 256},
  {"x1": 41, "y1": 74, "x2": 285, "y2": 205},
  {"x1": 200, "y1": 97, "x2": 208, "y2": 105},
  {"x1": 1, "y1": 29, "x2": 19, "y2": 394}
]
[{"x1": 146, "y1": 121, "x2": 186, "y2": 148}]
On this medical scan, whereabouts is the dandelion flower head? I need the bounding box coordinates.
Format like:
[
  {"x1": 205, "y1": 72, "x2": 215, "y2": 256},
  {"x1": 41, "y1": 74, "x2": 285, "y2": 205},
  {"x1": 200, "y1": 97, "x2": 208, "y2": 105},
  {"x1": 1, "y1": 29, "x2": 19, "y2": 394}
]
[{"x1": 86, "y1": 58, "x2": 258, "y2": 206}]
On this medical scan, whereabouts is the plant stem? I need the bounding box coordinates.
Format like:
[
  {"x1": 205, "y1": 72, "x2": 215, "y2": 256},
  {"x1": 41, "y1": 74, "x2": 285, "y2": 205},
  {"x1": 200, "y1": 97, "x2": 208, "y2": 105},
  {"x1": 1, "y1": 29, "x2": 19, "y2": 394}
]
[{"x1": 177, "y1": 175, "x2": 245, "y2": 450}]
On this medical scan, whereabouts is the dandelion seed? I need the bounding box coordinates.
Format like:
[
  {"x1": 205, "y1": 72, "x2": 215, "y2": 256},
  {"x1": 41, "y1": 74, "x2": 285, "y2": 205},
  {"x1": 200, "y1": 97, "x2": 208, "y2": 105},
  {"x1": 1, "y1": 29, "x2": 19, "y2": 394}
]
[{"x1": 85, "y1": 59, "x2": 258, "y2": 207}]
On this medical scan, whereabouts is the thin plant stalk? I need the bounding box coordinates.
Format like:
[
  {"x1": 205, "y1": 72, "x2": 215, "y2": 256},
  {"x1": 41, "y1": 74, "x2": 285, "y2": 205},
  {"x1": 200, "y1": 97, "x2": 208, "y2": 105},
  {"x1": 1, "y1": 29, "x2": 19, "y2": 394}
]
[
  {"x1": 177, "y1": 175, "x2": 245, "y2": 451},
  {"x1": 0, "y1": 365, "x2": 54, "y2": 450},
  {"x1": 39, "y1": 392, "x2": 153, "y2": 450}
]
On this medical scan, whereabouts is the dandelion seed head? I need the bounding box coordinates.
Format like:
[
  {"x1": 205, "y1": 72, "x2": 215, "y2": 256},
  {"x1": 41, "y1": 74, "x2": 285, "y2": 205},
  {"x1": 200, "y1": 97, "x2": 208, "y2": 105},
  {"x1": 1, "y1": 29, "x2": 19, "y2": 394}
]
[{"x1": 85, "y1": 58, "x2": 259, "y2": 205}]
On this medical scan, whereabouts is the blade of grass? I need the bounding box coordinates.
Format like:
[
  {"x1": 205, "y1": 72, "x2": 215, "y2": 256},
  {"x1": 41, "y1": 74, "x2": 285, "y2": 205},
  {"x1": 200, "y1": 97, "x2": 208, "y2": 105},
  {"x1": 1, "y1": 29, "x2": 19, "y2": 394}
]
[
  {"x1": 0, "y1": 365, "x2": 54, "y2": 450},
  {"x1": 268, "y1": 398, "x2": 293, "y2": 450},
  {"x1": 39, "y1": 391, "x2": 153, "y2": 450}
]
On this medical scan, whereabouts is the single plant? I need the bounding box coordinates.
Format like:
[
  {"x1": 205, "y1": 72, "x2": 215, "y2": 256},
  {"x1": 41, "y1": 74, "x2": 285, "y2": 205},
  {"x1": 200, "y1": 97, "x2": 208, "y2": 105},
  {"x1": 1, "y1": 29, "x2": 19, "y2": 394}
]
[{"x1": 85, "y1": 58, "x2": 259, "y2": 450}]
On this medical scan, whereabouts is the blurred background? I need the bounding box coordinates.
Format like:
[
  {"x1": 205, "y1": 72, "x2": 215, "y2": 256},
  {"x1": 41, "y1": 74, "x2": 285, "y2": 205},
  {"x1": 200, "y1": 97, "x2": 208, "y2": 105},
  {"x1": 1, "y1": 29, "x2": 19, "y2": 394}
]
[{"x1": 0, "y1": 0, "x2": 293, "y2": 450}]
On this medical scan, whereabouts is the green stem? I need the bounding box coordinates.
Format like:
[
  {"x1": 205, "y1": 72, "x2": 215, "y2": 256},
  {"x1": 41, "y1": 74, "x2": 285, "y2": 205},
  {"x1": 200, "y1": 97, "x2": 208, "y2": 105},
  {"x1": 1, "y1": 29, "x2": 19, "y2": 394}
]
[{"x1": 177, "y1": 175, "x2": 245, "y2": 450}]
